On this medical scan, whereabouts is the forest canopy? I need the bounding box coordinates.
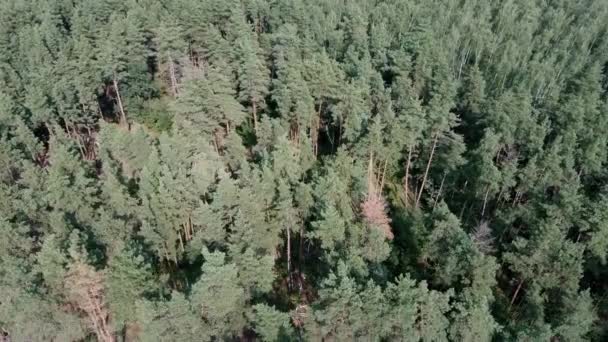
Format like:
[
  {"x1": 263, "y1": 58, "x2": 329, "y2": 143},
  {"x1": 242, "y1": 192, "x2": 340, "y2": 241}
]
[{"x1": 1, "y1": 0, "x2": 608, "y2": 341}]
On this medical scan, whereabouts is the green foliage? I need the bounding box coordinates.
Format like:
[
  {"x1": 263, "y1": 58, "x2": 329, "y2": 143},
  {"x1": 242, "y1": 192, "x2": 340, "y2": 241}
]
[
  {"x1": 173, "y1": 61, "x2": 246, "y2": 138},
  {"x1": 190, "y1": 248, "x2": 248, "y2": 338},
  {"x1": 106, "y1": 246, "x2": 156, "y2": 328},
  {"x1": 1, "y1": 0, "x2": 608, "y2": 341},
  {"x1": 135, "y1": 99, "x2": 174, "y2": 132},
  {"x1": 136, "y1": 291, "x2": 203, "y2": 342},
  {"x1": 250, "y1": 304, "x2": 294, "y2": 341}
]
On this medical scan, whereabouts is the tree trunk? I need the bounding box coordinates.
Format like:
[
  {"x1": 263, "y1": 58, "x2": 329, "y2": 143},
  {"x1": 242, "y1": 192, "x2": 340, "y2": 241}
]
[
  {"x1": 168, "y1": 54, "x2": 179, "y2": 97},
  {"x1": 510, "y1": 280, "x2": 524, "y2": 307},
  {"x1": 313, "y1": 101, "x2": 323, "y2": 157},
  {"x1": 163, "y1": 242, "x2": 178, "y2": 266},
  {"x1": 512, "y1": 190, "x2": 521, "y2": 206},
  {"x1": 416, "y1": 133, "x2": 438, "y2": 208},
  {"x1": 379, "y1": 159, "x2": 388, "y2": 192},
  {"x1": 457, "y1": 47, "x2": 470, "y2": 81},
  {"x1": 189, "y1": 215, "x2": 194, "y2": 236},
  {"x1": 404, "y1": 145, "x2": 413, "y2": 208},
  {"x1": 163, "y1": 244, "x2": 171, "y2": 263},
  {"x1": 97, "y1": 100, "x2": 104, "y2": 120},
  {"x1": 433, "y1": 172, "x2": 447, "y2": 210},
  {"x1": 95, "y1": 305, "x2": 113, "y2": 342},
  {"x1": 252, "y1": 100, "x2": 258, "y2": 135},
  {"x1": 459, "y1": 200, "x2": 468, "y2": 220},
  {"x1": 178, "y1": 231, "x2": 184, "y2": 252},
  {"x1": 212, "y1": 133, "x2": 220, "y2": 155},
  {"x1": 183, "y1": 223, "x2": 190, "y2": 242},
  {"x1": 298, "y1": 224, "x2": 304, "y2": 294},
  {"x1": 367, "y1": 152, "x2": 375, "y2": 199},
  {"x1": 337, "y1": 114, "x2": 342, "y2": 149},
  {"x1": 65, "y1": 121, "x2": 86, "y2": 159},
  {"x1": 85, "y1": 299, "x2": 104, "y2": 342},
  {"x1": 286, "y1": 227, "x2": 292, "y2": 290},
  {"x1": 113, "y1": 75, "x2": 127, "y2": 127},
  {"x1": 481, "y1": 186, "x2": 490, "y2": 218},
  {"x1": 87, "y1": 294, "x2": 113, "y2": 342}
]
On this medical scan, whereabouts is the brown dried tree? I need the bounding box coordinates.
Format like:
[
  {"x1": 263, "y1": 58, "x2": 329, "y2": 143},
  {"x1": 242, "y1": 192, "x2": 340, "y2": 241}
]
[
  {"x1": 64, "y1": 261, "x2": 114, "y2": 342},
  {"x1": 361, "y1": 153, "x2": 394, "y2": 240}
]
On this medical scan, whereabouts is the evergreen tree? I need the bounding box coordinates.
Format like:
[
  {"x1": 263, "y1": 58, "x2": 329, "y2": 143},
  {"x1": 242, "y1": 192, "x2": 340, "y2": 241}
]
[
  {"x1": 190, "y1": 248, "x2": 248, "y2": 339},
  {"x1": 250, "y1": 304, "x2": 294, "y2": 342},
  {"x1": 1, "y1": 1, "x2": 608, "y2": 340},
  {"x1": 236, "y1": 31, "x2": 270, "y2": 134},
  {"x1": 154, "y1": 20, "x2": 188, "y2": 97}
]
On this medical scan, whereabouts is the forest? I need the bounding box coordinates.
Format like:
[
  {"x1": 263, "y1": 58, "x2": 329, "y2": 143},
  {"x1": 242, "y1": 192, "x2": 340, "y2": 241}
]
[{"x1": 1, "y1": 0, "x2": 608, "y2": 341}]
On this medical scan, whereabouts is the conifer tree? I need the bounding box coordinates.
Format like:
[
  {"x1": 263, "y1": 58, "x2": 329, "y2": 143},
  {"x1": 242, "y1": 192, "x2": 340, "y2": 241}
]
[
  {"x1": 250, "y1": 304, "x2": 294, "y2": 341},
  {"x1": 97, "y1": 14, "x2": 131, "y2": 125},
  {"x1": 1, "y1": 1, "x2": 608, "y2": 340},
  {"x1": 236, "y1": 32, "x2": 270, "y2": 134},
  {"x1": 154, "y1": 20, "x2": 188, "y2": 97},
  {"x1": 190, "y1": 248, "x2": 248, "y2": 339}
]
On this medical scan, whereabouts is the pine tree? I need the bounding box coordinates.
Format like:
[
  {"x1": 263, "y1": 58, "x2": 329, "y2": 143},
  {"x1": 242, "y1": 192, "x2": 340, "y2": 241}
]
[
  {"x1": 96, "y1": 14, "x2": 131, "y2": 125},
  {"x1": 190, "y1": 248, "x2": 248, "y2": 339},
  {"x1": 250, "y1": 304, "x2": 294, "y2": 342},
  {"x1": 306, "y1": 262, "x2": 380, "y2": 340},
  {"x1": 44, "y1": 132, "x2": 99, "y2": 239},
  {"x1": 1, "y1": 1, "x2": 608, "y2": 340},
  {"x1": 303, "y1": 51, "x2": 343, "y2": 155},
  {"x1": 154, "y1": 20, "x2": 188, "y2": 97},
  {"x1": 136, "y1": 292, "x2": 203, "y2": 342},
  {"x1": 173, "y1": 60, "x2": 246, "y2": 141},
  {"x1": 106, "y1": 246, "x2": 155, "y2": 330},
  {"x1": 236, "y1": 32, "x2": 269, "y2": 134}
]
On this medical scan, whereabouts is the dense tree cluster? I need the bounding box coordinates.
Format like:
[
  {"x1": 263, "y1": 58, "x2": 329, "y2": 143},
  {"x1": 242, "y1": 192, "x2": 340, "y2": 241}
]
[{"x1": 1, "y1": 0, "x2": 608, "y2": 340}]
